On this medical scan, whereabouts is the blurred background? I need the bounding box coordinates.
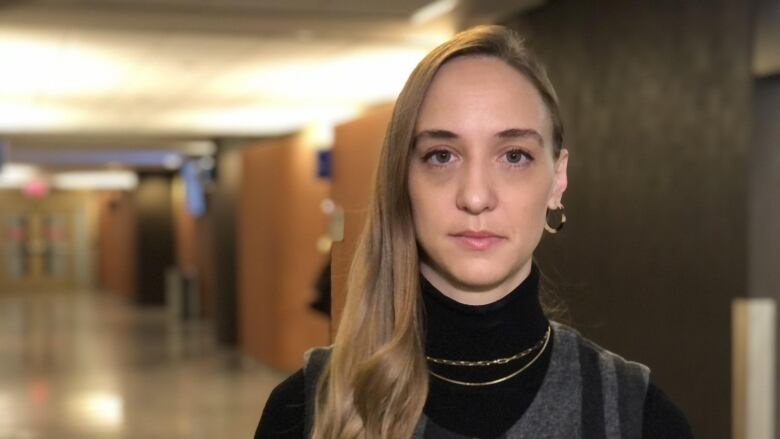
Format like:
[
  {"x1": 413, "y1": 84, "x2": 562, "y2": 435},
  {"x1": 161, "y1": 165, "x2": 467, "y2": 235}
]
[{"x1": 0, "y1": 0, "x2": 777, "y2": 438}]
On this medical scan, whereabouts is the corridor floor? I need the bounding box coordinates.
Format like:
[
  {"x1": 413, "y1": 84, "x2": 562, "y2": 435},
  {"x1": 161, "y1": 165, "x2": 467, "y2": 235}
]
[{"x1": 0, "y1": 291, "x2": 287, "y2": 439}]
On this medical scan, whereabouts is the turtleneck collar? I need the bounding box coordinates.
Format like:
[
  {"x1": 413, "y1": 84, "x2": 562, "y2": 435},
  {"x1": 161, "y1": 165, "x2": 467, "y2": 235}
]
[{"x1": 421, "y1": 263, "x2": 549, "y2": 362}]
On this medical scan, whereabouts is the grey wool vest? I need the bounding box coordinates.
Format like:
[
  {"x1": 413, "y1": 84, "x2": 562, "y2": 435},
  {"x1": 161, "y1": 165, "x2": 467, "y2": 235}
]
[{"x1": 302, "y1": 322, "x2": 650, "y2": 439}]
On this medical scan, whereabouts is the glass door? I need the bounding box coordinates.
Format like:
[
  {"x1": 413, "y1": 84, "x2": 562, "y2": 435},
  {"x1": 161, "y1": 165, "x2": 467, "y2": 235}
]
[{"x1": 1, "y1": 202, "x2": 75, "y2": 291}]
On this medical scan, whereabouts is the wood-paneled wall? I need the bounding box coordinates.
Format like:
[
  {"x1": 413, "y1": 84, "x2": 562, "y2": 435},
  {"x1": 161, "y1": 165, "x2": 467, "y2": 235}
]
[{"x1": 238, "y1": 134, "x2": 330, "y2": 372}]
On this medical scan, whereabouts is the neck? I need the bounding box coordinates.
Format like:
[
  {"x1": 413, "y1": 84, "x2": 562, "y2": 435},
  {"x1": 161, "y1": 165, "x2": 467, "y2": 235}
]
[
  {"x1": 419, "y1": 259, "x2": 533, "y2": 305},
  {"x1": 421, "y1": 262, "x2": 549, "y2": 363}
]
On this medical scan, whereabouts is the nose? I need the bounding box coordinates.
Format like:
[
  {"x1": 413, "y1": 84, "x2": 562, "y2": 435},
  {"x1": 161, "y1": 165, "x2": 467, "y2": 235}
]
[{"x1": 455, "y1": 160, "x2": 497, "y2": 214}]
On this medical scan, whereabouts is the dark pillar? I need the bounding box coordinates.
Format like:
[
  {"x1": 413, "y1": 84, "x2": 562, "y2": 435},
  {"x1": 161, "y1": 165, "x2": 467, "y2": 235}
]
[{"x1": 134, "y1": 173, "x2": 175, "y2": 305}]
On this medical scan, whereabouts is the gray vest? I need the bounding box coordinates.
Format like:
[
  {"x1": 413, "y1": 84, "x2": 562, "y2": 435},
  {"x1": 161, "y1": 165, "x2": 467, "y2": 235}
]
[{"x1": 302, "y1": 322, "x2": 650, "y2": 439}]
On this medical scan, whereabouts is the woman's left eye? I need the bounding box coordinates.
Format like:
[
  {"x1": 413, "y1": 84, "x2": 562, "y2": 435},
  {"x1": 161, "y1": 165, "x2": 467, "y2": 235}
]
[{"x1": 503, "y1": 149, "x2": 532, "y2": 165}]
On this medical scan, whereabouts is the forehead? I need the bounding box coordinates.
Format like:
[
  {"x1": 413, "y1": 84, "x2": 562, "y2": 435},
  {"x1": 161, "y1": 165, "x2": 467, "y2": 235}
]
[{"x1": 416, "y1": 56, "x2": 552, "y2": 143}]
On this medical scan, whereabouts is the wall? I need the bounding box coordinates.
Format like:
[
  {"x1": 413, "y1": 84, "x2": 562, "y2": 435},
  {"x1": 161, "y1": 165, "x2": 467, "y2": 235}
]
[
  {"x1": 238, "y1": 134, "x2": 330, "y2": 371},
  {"x1": 505, "y1": 2, "x2": 752, "y2": 437},
  {"x1": 750, "y1": 74, "x2": 780, "y2": 436}
]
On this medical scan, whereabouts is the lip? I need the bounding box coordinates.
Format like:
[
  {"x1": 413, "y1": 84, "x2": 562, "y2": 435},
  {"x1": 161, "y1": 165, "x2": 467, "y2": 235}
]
[{"x1": 450, "y1": 230, "x2": 505, "y2": 251}]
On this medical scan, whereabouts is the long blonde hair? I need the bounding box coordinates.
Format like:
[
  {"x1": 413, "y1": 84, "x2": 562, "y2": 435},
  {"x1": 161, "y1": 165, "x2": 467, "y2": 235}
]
[{"x1": 312, "y1": 25, "x2": 564, "y2": 439}]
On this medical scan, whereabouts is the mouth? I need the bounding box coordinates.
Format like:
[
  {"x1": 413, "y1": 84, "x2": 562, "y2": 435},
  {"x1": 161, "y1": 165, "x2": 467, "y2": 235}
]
[{"x1": 449, "y1": 231, "x2": 505, "y2": 251}]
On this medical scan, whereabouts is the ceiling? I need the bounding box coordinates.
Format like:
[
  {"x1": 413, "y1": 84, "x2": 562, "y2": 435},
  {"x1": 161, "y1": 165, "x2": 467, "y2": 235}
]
[
  {"x1": 0, "y1": 0, "x2": 543, "y2": 142},
  {"x1": 0, "y1": 0, "x2": 547, "y2": 174},
  {"x1": 0, "y1": 0, "x2": 449, "y2": 139}
]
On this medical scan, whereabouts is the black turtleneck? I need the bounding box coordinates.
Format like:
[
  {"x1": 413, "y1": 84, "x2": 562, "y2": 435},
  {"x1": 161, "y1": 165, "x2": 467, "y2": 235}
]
[
  {"x1": 420, "y1": 264, "x2": 553, "y2": 437},
  {"x1": 254, "y1": 265, "x2": 694, "y2": 438}
]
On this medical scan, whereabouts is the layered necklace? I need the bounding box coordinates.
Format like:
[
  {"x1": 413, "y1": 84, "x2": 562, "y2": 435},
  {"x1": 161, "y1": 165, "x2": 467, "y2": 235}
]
[{"x1": 426, "y1": 325, "x2": 551, "y2": 387}]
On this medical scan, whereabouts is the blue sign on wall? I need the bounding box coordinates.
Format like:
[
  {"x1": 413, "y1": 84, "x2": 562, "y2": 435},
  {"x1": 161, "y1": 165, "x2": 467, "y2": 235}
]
[
  {"x1": 182, "y1": 160, "x2": 206, "y2": 217},
  {"x1": 317, "y1": 150, "x2": 331, "y2": 180}
]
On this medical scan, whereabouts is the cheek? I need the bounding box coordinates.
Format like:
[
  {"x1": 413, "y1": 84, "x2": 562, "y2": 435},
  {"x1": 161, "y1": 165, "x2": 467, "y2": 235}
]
[
  {"x1": 408, "y1": 170, "x2": 452, "y2": 247},
  {"x1": 408, "y1": 175, "x2": 436, "y2": 229},
  {"x1": 499, "y1": 179, "x2": 552, "y2": 230}
]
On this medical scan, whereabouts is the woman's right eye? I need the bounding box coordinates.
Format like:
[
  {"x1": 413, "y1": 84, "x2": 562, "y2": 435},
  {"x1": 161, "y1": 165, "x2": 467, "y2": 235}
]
[{"x1": 424, "y1": 150, "x2": 453, "y2": 165}]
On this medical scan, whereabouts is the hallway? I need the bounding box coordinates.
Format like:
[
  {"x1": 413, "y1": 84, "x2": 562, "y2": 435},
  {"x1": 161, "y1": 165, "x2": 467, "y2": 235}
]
[{"x1": 0, "y1": 290, "x2": 285, "y2": 439}]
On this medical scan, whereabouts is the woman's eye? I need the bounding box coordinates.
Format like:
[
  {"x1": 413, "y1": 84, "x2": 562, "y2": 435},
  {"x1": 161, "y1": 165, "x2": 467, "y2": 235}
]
[
  {"x1": 504, "y1": 149, "x2": 532, "y2": 164},
  {"x1": 425, "y1": 150, "x2": 453, "y2": 165}
]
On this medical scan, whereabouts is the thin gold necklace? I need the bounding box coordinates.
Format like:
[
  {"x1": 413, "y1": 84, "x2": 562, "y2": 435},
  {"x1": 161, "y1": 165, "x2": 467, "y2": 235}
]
[
  {"x1": 426, "y1": 326, "x2": 550, "y2": 367},
  {"x1": 427, "y1": 326, "x2": 551, "y2": 387}
]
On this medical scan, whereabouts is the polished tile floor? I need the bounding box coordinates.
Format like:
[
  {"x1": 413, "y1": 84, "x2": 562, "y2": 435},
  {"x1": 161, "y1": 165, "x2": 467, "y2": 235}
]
[{"x1": 0, "y1": 291, "x2": 287, "y2": 439}]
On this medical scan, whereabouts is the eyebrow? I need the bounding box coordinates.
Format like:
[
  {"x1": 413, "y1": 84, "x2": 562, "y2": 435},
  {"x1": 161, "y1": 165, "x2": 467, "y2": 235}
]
[{"x1": 413, "y1": 128, "x2": 544, "y2": 145}]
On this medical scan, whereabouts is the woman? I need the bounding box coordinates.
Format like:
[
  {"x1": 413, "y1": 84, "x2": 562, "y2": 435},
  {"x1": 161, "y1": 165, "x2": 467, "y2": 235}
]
[{"x1": 256, "y1": 25, "x2": 692, "y2": 439}]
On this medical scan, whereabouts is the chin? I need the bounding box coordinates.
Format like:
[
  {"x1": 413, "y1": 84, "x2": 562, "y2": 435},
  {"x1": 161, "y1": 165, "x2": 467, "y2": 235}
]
[{"x1": 444, "y1": 260, "x2": 510, "y2": 291}]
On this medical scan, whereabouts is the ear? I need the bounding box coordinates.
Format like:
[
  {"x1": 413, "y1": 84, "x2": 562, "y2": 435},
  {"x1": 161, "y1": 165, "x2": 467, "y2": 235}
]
[{"x1": 548, "y1": 148, "x2": 569, "y2": 209}]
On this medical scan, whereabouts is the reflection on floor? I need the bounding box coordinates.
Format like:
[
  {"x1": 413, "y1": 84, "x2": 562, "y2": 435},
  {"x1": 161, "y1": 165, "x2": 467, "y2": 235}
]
[{"x1": 0, "y1": 291, "x2": 287, "y2": 439}]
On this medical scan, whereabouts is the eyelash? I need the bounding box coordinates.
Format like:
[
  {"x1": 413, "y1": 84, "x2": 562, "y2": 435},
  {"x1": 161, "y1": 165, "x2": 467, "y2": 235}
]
[{"x1": 421, "y1": 148, "x2": 534, "y2": 167}]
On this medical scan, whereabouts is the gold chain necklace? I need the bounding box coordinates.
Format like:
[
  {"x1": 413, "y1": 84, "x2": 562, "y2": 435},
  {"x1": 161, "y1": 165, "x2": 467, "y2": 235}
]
[
  {"x1": 426, "y1": 326, "x2": 550, "y2": 367},
  {"x1": 427, "y1": 326, "x2": 551, "y2": 387}
]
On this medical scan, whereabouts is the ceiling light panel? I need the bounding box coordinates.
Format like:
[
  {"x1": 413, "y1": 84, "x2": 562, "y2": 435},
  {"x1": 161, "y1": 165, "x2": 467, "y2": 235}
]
[
  {"x1": 208, "y1": 44, "x2": 430, "y2": 105},
  {"x1": 0, "y1": 164, "x2": 39, "y2": 189},
  {"x1": 0, "y1": 29, "x2": 126, "y2": 99},
  {"x1": 0, "y1": 100, "x2": 89, "y2": 131},
  {"x1": 112, "y1": 35, "x2": 246, "y2": 101},
  {"x1": 411, "y1": 0, "x2": 459, "y2": 24}
]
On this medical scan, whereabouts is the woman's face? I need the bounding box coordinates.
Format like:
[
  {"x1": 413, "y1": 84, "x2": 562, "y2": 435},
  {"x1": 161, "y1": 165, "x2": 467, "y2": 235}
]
[{"x1": 408, "y1": 55, "x2": 568, "y2": 305}]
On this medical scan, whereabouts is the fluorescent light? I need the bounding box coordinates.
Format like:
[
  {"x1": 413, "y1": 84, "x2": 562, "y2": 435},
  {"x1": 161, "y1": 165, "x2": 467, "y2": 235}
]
[
  {"x1": 301, "y1": 122, "x2": 334, "y2": 150},
  {"x1": 69, "y1": 392, "x2": 123, "y2": 430},
  {"x1": 0, "y1": 101, "x2": 87, "y2": 132},
  {"x1": 0, "y1": 164, "x2": 39, "y2": 188},
  {"x1": 0, "y1": 32, "x2": 124, "y2": 98},
  {"x1": 411, "y1": 0, "x2": 459, "y2": 24},
  {"x1": 0, "y1": 392, "x2": 14, "y2": 426},
  {"x1": 52, "y1": 171, "x2": 138, "y2": 190},
  {"x1": 210, "y1": 46, "x2": 430, "y2": 106}
]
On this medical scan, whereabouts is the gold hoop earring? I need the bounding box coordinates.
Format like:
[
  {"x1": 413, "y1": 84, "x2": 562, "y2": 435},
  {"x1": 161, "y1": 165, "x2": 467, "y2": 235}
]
[{"x1": 545, "y1": 206, "x2": 566, "y2": 234}]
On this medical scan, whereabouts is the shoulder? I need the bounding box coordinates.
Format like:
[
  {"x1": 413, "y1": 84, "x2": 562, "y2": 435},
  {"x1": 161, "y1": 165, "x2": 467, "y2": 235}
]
[
  {"x1": 552, "y1": 323, "x2": 693, "y2": 437},
  {"x1": 303, "y1": 345, "x2": 333, "y2": 376},
  {"x1": 254, "y1": 346, "x2": 334, "y2": 439},
  {"x1": 552, "y1": 321, "x2": 651, "y2": 382},
  {"x1": 254, "y1": 369, "x2": 305, "y2": 439},
  {"x1": 552, "y1": 322, "x2": 651, "y2": 436},
  {"x1": 643, "y1": 382, "x2": 695, "y2": 438}
]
